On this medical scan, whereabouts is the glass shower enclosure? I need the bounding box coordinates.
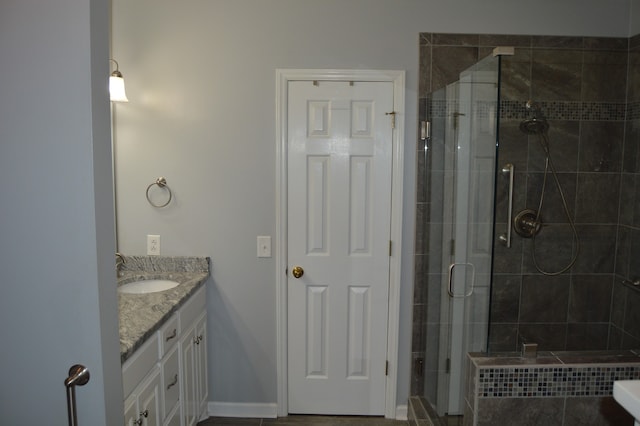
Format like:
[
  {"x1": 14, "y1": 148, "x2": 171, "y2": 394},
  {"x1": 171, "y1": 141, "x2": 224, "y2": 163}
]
[{"x1": 422, "y1": 54, "x2": 500, "y2": 416}]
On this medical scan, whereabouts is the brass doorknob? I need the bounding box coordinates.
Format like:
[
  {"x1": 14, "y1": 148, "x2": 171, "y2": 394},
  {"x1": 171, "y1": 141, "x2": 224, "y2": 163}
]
[{"x1": 292, "y1": 266, "x2": 304, "y2": 278}]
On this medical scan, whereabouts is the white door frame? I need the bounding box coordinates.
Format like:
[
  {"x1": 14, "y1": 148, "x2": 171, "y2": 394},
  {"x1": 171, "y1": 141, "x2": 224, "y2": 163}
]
[{"x1": 275, "y1": 69, "x2": 405, "y2": 419}]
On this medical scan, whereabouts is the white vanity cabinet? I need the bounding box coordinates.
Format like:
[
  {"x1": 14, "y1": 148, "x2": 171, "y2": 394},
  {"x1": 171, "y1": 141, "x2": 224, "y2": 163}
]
[
  {"x1": 161, "y1": 344, "x2": 180, "y2": 422},
  {"x1": 194, "y1": 313, "x2": 208, "y2": 416},
  {"x1": 180, "y1": 312, "x2": 208, "y2": 426},
  {"x1": 123, "y1": 332, "x2": 162, "y2": 426},
  {"x1": 179, "y1": 288, "x2": 208, "y2": 426},
  {"x1": 124, "y1": 366, "x2": 161, "y2": 426},
  {"x1": 122, "y1": 286, "x2": 208, "y2": 426}
]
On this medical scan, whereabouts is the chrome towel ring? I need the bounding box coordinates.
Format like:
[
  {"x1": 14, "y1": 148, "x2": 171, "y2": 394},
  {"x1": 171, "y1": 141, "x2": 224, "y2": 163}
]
[{"x1": 146, "y1": 177, "x2": 172, "y2": 208}]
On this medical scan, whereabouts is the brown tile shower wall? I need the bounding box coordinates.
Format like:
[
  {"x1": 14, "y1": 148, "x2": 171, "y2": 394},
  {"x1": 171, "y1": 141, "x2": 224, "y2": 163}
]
[
  {"x1": 612, "y1": 33, "x2": 640, "y2": 350},
  {"x1": 490, "y1": 36, "x2": 628, "y2": 354},
  {"x1": 413, "y1": 33, "x2": 640, "y2": 396}
]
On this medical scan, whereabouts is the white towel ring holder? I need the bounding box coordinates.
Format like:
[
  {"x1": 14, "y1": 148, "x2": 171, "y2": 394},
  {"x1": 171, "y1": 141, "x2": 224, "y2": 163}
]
[{"x1": 146, "y1": 177, "x2": 172, "y2": 208}]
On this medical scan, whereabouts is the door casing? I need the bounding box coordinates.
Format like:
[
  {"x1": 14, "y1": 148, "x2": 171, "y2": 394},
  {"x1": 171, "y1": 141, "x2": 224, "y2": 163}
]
[{"x1": 275, "y1": 69, "x2": 405, "y2": 419}]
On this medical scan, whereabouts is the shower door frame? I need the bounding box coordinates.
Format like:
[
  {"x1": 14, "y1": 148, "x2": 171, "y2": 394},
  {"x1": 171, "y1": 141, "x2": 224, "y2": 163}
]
[{"x1": 433, "y1": 55, "x2": 500, "y2": 416}]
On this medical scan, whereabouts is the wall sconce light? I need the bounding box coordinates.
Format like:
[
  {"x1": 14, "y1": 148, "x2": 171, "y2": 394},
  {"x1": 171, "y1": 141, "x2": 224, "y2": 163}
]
[{"x1": 109, "y1": 59, "x2": 129, "y2": 102}]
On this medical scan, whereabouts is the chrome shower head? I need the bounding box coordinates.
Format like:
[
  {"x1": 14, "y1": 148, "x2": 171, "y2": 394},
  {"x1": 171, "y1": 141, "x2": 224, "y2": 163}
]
[{"x1": 520, "y1": 100, "x2": 549, "y2": 135}]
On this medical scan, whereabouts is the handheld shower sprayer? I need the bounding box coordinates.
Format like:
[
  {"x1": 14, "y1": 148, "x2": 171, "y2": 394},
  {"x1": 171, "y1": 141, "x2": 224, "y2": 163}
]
[{"x1": 515, "y1": 100, "x2": 579, "y2": 275}]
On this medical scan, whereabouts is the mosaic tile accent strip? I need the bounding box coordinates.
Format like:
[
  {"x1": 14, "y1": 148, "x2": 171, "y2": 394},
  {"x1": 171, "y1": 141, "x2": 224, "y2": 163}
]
[
  {"x1": 426, "y1": 99, "x2": 496, "y2": 120},
  {"x1": 477, "y1": 364, "x2": 640, "y2": 398},
  {"x1": 425, "y1": 99, "x2": 627, "y2": 121},
  {"x1": 627, "y1": 101, "x2": 640, "y2": 120},
  {"x1": 500, "y1": 100, "x2": 627, "y2": 121}
]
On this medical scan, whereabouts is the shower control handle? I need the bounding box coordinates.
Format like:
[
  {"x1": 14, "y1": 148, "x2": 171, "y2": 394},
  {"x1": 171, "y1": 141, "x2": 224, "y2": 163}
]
[{"x1": 501, "y1": 163, "x2": 514, "y2": 248}]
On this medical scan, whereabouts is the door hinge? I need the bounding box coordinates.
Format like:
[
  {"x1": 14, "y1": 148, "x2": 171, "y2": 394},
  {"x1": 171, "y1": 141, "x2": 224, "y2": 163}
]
[
  {"x1": 385, "y1": 111, "x2": 396, "y2": 129},
  {"x1": 446, "y1": 358, "x2": 451, "y2": 374},
  {"x1": 420, "y1": 121, "x2": 431, "y2": 140},
  {"x1": 452, "y1": 112, "x2": 465, "y2": 130},
  {"x1": 385, "y1": 360, "x2": 389, "y2": 376},
  {"x1": 389, "y1": 240, "x2": 392, "y2": 257},
  {"x1": 415, "y1": 357, "x2": 424, "y2": 377}
]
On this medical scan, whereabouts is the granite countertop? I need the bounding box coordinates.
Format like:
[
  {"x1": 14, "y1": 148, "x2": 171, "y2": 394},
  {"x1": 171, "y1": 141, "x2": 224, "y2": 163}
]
[{"x1": 117, "y1": 256, "x2": 210, "y2": 363}]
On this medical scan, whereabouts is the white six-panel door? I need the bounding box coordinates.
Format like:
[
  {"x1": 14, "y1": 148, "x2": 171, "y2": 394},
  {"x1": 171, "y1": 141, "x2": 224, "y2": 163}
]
[{"x1": 286, "y1": 80, "x2": 394, "y2": 415}]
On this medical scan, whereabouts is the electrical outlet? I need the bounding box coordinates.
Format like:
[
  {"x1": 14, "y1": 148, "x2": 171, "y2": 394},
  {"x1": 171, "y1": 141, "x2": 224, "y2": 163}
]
[
  {"x1": 257, "y1": 236, "x2": 271, "y2": 258},
  {"x1": 147, "y1": 235, "x2": 160, "y2": 255}
]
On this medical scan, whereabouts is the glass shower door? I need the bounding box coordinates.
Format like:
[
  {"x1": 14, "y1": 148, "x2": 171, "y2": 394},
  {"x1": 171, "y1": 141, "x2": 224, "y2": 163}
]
[{"x1": 429, "y1": 54, "x2": 500, "y2": 416}]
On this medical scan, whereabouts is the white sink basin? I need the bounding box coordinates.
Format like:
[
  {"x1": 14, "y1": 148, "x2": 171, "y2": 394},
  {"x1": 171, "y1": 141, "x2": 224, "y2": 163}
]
[
  {"x1": 118, "y1": 279, "x2": 180, "y2": 294},
  {"x1": 613, "y1": 380, "x2": 640, "y2": 424}
]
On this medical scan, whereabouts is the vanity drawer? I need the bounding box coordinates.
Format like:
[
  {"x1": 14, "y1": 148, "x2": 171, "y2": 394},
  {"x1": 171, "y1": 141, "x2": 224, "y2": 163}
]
[
  {"x1": 122, "y1": 332, "x2": 159, "y2": 399},
  {"x1": 180, "y1": 286, "x2": 206, "y2": 330},
  {"x1": 159, "y1": 314, "x2": 179, "y2": 357},
  {"x1": 162, "y1": 344, "x2": 180, "y2": 419}
]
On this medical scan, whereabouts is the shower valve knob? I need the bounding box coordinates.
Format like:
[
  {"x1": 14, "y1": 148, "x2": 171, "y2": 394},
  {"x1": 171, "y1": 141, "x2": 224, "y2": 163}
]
[{"x1": 513, "y1": 209, "x2": 542, "y2": 238}]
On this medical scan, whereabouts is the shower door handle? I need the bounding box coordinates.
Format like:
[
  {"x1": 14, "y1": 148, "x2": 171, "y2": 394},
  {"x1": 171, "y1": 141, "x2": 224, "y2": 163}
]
[
  {"x1": 499, "y1": 163, "x2": 514, "y2": 248},
  {"x1": 447, "y1": 262, "x2": 475, "y2": 298}
]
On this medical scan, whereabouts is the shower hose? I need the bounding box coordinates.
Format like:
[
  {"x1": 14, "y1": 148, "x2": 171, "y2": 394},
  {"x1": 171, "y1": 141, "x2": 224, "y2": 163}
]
[{"x1": 530, "y1": 132, "x2": 580, "y2": 276}]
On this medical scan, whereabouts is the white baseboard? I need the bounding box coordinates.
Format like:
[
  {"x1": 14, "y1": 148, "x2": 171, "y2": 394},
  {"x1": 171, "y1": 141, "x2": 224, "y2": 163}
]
[
  {"x1": 395, "y1": 404, "x2": 408, "y2": 421},
  {"x1": 207, "y1": 401, "x2": 407, "y2": 420},
  {"x1": 207, "y1": 401, "x2": 278, "y2": 418}
]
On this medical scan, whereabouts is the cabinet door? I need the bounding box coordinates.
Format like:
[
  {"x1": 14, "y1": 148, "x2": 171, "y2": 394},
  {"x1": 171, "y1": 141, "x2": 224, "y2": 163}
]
[
  {"x1": 124, "y1": 394, "x2": 138, "y2": 426},
  {"x1": 162, "y1": 344, "x2": 180, "y2": 420},
  {"x1": 194, "y1": 312, "x2": 208, "y2": 417},
  {"x1": 180, "y1": 324, "x2": 197, "y2": 426},
  {"x1": 138, "y1": 367, "x2": 162, "y2": 426},
  {"x1": 163, "y1": 404, "x2": 181, "y2": 426}
]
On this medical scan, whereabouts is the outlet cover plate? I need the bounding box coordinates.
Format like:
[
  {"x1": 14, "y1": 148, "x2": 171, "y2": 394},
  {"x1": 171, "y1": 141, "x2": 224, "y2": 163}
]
[{"x1": 147, "y1": 235, "x2": 160, "y2": 256}]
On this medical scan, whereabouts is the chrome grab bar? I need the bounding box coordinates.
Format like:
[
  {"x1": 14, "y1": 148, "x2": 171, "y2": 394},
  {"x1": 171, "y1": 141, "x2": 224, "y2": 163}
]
[
  {"x1": 499, "y1": 163, "x2": 514, "y2": 248},
  {"x1": 65, "y1": 364, "x2": 90, "y2": 426},
  {"x1": 447, "y1": 262, "x2": 476, "y2": 298}
]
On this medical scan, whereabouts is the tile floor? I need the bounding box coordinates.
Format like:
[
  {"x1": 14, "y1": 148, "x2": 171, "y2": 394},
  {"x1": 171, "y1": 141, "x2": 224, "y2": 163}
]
[
  {"x1": 197, "y1": 397, "x2": 463, "y2": 426},
  {"x1": 197, "y1": 416, "x2": 410, "y2": 426},
  {"x1": 408, "y1": 397, "x2": 463, "y2": 426}
]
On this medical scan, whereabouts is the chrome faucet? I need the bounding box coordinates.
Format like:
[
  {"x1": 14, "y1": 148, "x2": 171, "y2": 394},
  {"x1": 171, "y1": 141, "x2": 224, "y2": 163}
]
[{"x1": 115, "y1": 252, "x2": 126, "y2": 272}]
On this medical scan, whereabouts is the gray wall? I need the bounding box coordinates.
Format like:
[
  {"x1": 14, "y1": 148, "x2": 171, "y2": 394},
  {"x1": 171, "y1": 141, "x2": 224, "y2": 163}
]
[
  {"x1": 0, "y1": 0, "x2": 122, "y2": 424},
  {"x1": 111, "y1": 0, "x2": 636, "y2": 411}
]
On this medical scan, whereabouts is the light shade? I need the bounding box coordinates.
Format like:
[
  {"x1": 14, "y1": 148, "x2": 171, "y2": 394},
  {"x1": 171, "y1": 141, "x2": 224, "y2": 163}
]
[
  {"x1": 109, "y1": 59, "x2": 128, "y2": 102},
  {"x1": 109, "y1": 73, "x2": 128, "y2": 102}
]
